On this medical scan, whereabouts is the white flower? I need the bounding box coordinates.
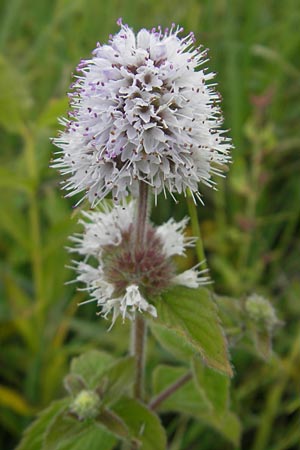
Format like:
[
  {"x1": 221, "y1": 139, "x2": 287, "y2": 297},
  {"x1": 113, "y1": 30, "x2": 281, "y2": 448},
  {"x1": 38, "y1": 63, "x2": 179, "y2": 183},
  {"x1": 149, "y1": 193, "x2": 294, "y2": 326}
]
[
  {"x1": 71, "y1": 201, "x2": 210, "y2": 326},
  {"x1": 53, "y1": 20, "x2": 231, "y2": 205},
  {"x1": 70, "y1": 201, "x2": 135, "y2": 257},
  {"x1": 156, "y1": 217, "x2": 195, "y2": 257},
  {"x1": 120, "y1": 285, "x2": 157, "y2": 320},
  {"x1": 172, "y1": 267, "x2": 210, "y2": 288}
]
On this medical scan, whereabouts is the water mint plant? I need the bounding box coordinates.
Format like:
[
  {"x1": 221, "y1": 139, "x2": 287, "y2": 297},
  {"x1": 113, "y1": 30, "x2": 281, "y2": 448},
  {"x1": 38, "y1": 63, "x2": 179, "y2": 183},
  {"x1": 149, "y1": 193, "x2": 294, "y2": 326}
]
[{"x1": 16, "y1": 20, "x2": 280, "y2": 450}]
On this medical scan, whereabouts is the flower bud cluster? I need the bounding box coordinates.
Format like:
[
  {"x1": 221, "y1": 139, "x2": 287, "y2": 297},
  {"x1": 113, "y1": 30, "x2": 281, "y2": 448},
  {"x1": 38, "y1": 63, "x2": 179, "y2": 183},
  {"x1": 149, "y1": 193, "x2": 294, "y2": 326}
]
[
  {"x1": 245, "y1": 294, "x2": 279, "y2": 330},
  {"x1": 70, "y1": 390, "x2": 100, "y2": 420}
]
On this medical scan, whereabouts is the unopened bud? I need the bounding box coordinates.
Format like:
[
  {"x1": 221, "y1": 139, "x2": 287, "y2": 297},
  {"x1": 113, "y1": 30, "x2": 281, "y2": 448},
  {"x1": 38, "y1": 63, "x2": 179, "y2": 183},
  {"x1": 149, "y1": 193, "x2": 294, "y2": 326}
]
[
  {"x1": 245, "y1": 294, "x2": 279, "y2": 329},
  {"x1": 70, "y1": 389, "x2": 100, "y2": 420}
]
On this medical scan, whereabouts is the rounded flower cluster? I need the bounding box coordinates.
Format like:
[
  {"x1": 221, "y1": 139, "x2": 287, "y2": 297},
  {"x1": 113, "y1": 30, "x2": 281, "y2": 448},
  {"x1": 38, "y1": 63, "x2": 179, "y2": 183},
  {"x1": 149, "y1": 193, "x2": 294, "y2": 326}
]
[
  {"x1": 53, "y1": 20, "x2": 231, "y2": 205},
  {"x1": 245, "y1": 294, "x2": 280, "y2": 330},
  {"x1": 70, "y1": 201, "x2": 209, "y2": 327}
]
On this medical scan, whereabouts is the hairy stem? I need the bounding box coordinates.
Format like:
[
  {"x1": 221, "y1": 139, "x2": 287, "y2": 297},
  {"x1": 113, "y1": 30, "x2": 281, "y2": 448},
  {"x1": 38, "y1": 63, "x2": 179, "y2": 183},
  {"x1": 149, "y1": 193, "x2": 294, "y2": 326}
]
[
  {"x1": 131, "y1": 181, "x2": 149, "y2": 401},
  {"x1": 132, "y1": 314, "x2": 147, "y2": 400},
  {"x1": 149, "y1": 372, "x2": 192, "y2": 410},
  {"x1": 135, "y1": 181, "x2": 149, "y2": 248}
]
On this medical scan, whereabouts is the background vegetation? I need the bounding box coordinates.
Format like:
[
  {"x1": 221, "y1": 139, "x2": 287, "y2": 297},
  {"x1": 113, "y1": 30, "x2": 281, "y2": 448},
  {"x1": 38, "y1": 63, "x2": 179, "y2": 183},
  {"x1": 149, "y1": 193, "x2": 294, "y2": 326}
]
[{"x1": 1, "y1": 0, "x2": 300, "y2": 448}]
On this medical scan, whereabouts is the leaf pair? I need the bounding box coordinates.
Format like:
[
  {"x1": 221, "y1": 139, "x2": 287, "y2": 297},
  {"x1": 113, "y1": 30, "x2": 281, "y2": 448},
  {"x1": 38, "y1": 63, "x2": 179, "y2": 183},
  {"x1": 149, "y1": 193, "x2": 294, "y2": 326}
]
[{"x1": 17, "y1": 351, "x2": 167, "y2": 450}]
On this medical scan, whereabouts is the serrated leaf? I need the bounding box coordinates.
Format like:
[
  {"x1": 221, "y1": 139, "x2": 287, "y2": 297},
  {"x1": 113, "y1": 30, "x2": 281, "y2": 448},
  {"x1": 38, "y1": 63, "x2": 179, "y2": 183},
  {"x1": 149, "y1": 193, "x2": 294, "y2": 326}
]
[
  {"x1": 97, "y1": 408, "x2": 129, "y2": 440},
  {"x1": 192, "y1": 357, "x2": 230, "y2": 413},
  {"x1": 156, "y1": 286, "x2": 232, "y2": 376},
  {"x1": 16, "y1": 399, "x2": 69, "y2": 450},
  {"x1": 57, "y1": 428, "x2": 115, "y2": 450},
  {"x1": 150, "y1": 322, "x2": 195, "y2": 361},
  {"x1": 112, "y1": 397, "x2": 167, "y2": 450},
  {"x1": 152, "y1": 365, "x2": 210, "y2": 414},
  {"x1": 152, "y1": 365, "x2": 240, "y2": 446},
  {"x1": 212, "y1": 411, "x2": 241, "y2": 447},
  {"x1": 44, "y1": 410, "x2": 116, "y2": 450},
  {"x1": 101, "y1": 356, "x2": 135, "y2": 406},
  {"x1": 70, "y1": 350, "x2": 114, "y2": 389}
]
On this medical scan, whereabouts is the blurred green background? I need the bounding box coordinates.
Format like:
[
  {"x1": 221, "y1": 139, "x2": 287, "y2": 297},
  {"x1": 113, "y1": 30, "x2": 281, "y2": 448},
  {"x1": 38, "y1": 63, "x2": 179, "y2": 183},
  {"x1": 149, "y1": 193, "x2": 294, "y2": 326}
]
[{"x1": 1, "y1": 0, "x2": 300, "y2": 449}]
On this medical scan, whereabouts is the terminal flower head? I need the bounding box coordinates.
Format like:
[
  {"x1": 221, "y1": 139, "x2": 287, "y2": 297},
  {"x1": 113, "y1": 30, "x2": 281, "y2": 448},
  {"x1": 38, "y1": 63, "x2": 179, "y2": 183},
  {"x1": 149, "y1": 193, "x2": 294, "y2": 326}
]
[
  {"x1": 69, "y1": 201, "x2": 210, "y2": 327},
  {"x1": 53, "y1": 20, "x2": 231, "y2": 205}
]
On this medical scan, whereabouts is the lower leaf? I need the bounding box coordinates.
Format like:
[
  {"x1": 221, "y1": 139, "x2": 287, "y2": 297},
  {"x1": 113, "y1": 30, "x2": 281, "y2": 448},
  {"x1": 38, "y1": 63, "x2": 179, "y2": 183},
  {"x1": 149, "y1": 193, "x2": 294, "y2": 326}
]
[
  {"x1": 16, "y1": 399, "x2": 69, "y2": 450},
  {"x1": 112, "y1": 396, "x2": 167, "y2": 450},
  {"x1": 43, "y1": 409, "x2": 116, "y2": 450},
  {"x1": 152, "y1": 365, "x2": 240, "y2": 447}
]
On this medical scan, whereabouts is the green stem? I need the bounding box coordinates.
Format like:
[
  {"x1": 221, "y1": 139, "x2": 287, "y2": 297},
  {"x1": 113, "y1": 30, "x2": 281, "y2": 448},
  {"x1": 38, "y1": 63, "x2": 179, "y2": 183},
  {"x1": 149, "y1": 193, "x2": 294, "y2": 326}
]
[
  {"x1": 135, "y1": 181, "x2": 149, "y2": 249},
  {"x1": 132, "y1": 314, "x2": 147, "y2": 400}
]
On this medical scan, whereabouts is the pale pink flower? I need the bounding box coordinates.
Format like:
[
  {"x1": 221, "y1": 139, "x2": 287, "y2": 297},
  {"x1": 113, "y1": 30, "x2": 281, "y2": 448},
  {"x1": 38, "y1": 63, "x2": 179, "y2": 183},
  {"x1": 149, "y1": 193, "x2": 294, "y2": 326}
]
[{"x1": 53, "y1": 21, "x2": 231, "y2": 205}]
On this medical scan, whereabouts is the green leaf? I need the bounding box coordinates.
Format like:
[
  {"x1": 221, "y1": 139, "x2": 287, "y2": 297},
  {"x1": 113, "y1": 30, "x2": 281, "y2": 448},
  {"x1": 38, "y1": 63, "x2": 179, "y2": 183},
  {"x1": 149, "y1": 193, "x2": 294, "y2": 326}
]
[
  {"x1": 101, "y1": 356, "x2": 135, "y2": 406},
  {"x1": 44, "y1": 410, "x2": 116, "y2": 450},
  {"x1": 213, "y1": 294, "x2": 244, "y2": 341},
  {"x1": 156, "y1": 286, "x2": 233, "y2": 376},
  {"x1": 16, "y1": 399, "x2": 69, "y2": 450},
  {"x1": 57, "y1": 427, "x2": 115, "y2": 450},
  {"x1": 214, "y1": 412, "x2": 241, "y2": 447},
  {"x1": 68, "y1": 352, "x2": 134, "y2": 405},
  {"x1": 64, "y1": 374, "x2": 87, "y2": 396},
  {"x1": 112, "y1": 397, "x2": 167, "y2": 450},
  {"x1": 152, "y1": 365, "x2": 210, "y2": 415},
  {"x1": 150, "y1": 322, "x2": 195, "y2": 361},
  {"x1": 192, "y1": 357, "x2": 230, "y2": 413},
  {"x1": 152, "y1": 365, "x2": 240, "y2": 446},
  {"x1": 215, "y1": 294, "x2": 277, "y2": 359},
  {"x1": 250, "y1": 326, "x2": 272, "y2": 360},
  {"x1": 70, "y1": 350, "x2": 114, "y2": 389},
  {"x1": 97, "y1": 408, "x2": 129, "y2": 440}
]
